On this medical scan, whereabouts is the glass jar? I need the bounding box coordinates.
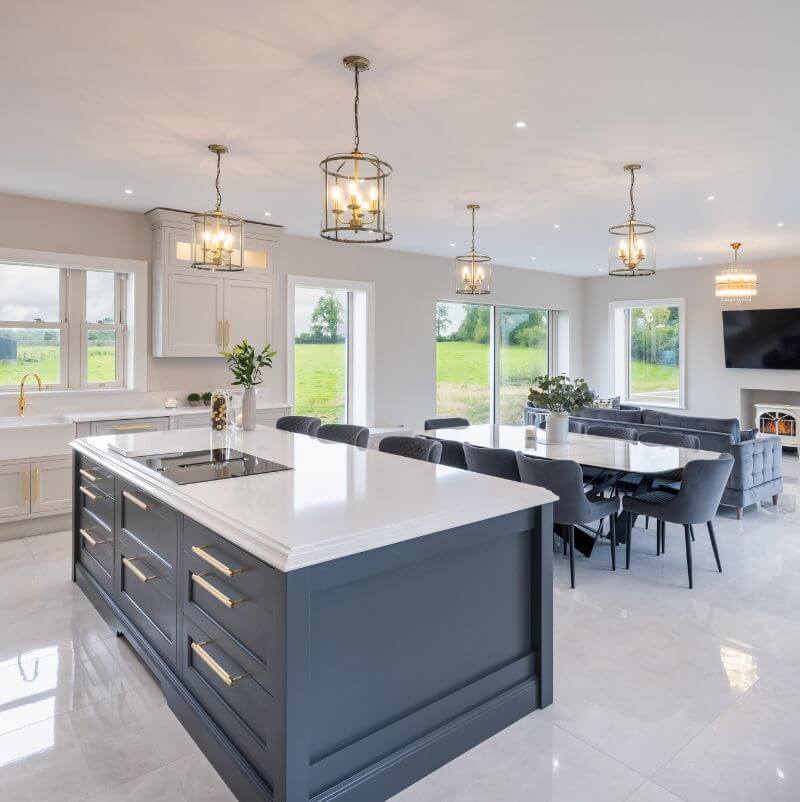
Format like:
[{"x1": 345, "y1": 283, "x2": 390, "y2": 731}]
[
  {"x1": 227, "y1": 390, "x2": 243, "y2": 430},
  {"x1": 210, "y1": 389, "x2": 228, "y2": 431}
]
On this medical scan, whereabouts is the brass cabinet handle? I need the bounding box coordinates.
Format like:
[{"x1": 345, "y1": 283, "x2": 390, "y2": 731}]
[
  {"x1": 122, "y1": 556, "x2": 157, "y2": 583},
  {"x1": 191, "y1": 545, "x2": 243, "y2": 577},
  {"x1": 191, "y1": 640, "x2": 245, "y2": 687},
  {"x1": 79, "y1": 468, "x2": 98, "y2": 482},
  {"x1": 224, "y1": 320, "x2": 230, "y2": 348},
  {"x1": 191, "y1": 572, "x2": 243, "y2": 609},
  {"x1": 113, "y1": 423, "x2": 154, "y2": 432},
  {"x1": 80, "y1": 527, "x2": 110, "y2": 547},
  {"x1": 33, "y1": 468, "x2": 40, "y2": 504},
  {"x1": 22, "y1": 470, "x2": 30, "y2": 504},
  {"x1": 79, "y1": 485, "x2": 97, "y2": 501},
  {"x1": 217, "y1": 320, "x2": 223, "y2": 347},
  {"x1": 122, "y1": 490, "x2": 149, "y2": 510}
]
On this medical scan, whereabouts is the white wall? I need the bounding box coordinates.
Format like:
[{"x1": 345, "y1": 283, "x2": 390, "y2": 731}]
[
  {"x1": 0, "y1": 193, "x2": 584, "y2": 429},
  {"x1": 581, "y1": 257, "x2": 800, "y2": 424}
]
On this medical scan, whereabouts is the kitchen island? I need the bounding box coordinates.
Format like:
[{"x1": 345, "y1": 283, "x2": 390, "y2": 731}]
[{"x1": 71, "y1": 427, "x2": 556, "y2": 802}]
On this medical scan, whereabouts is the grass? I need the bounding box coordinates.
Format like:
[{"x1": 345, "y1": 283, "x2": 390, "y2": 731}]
[
  {"x1": 0, "y1": 344, "x2": 116, "y2": 386},
  {"x1": 629, "y1": 361, "x2": 679, "y2": 393},
  {"x1": 294, "y1": 343, "x2": 347, "y2": 422}
]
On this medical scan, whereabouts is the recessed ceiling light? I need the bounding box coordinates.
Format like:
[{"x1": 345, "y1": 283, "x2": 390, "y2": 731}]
[
  {"x1": 777, "y1": 221, "x2": 785, "y2": 227},
  {"x1": 530, "y1": 256, "x2": 536, "y2": 261},
  {"x1": 697, "y1": 256, "x2": 704, "y2": 261},
  {"x1": 123, "y1": 188, "x2": 133, "y2": 195},
  {"x1": 515, "y1": 121, "x2": 527, "y2": 128},
  {"x1": 706, "y1": 195, "x2": 715, "y2": 201},
  {"x1": 597, "y1": 267, "x2": 603, "y2": 272},
  {"x1": 264, "y1": 211, "x2": 271, "y2": 217},
  {"x1": 449, "y1": 242, "x2": 456, "y2": 247},
  {"x1": 553, "y1": 224, "x2": 560, "y2": 229}
]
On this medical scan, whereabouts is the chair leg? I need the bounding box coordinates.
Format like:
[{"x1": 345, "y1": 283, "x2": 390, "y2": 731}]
[
  {"x1": 661, "y1": 521, "x2": 666, "y2": 554},
  {"x1": 625, "y1": 512, "x2": 632, "y2": 569},
  {"x1": 609, "y1": 514, "x2": 617, "y2": 571},
  {"x1": 689, "y1": 524, "x2": 695, "y2": 542},
  {"x1": 645, "y1": 515, "x2": 649, "y2": 530},
  {"x1": 655, "y1": 519, "x2": 661, "y2": 555},
  {"x1": 568, "y1": 525, "x2": 575, "y2": 589},
  {"x1": 707, "y1": 521, "x2": 722, "y2": 573},
  {"x1": 736, "y1": 506, "x2": 743, "y2": 520},
  {"x1": 773, "y1": 494, "x2": 779, "y2": 506},
  {"x1": 683, "y1": 524, "x2": 693, "y2": 589}
]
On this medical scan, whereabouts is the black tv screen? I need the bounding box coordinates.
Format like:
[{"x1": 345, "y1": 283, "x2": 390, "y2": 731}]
[{"x1": 722, "y1": 308, "x2": 800, "y2": 369}]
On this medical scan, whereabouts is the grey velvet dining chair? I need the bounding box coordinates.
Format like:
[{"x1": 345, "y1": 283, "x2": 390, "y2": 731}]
[
  {"x1": 275, "y1": 415, "x2": 322, "y2": 436},
  {"x1": 379, "y1": 436, "x2": 442, "y2": 464},
  {"x1": 317, "y1": 423, "x2": 370, "y2": 448},
  {"x1": 517, "y1": 454, "x2": 621, "y2": 588},
  {"x1": 585, "y1": 425, "x2": 640, "y2": 442},
  {"x1": 463, "y1": 442, "x2": 520, "y2": 481},
  {"x1": 423, "y1": 417, "x2": 470, "y2": 431},
  {"x1": 424, "y1": 436, "x2": 468, "y2": 470},
  {"x1": 622, "y1": 454, "x2": 733, "y2": 588}
]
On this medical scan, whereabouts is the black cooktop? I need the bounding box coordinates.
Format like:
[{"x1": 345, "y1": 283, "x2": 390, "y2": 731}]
[{"x1": 133, "y1": 448, "x2": 292, "y2": 485}]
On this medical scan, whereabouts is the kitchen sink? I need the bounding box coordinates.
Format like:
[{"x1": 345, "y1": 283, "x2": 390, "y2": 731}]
[{"x1": 0, "y1": 414, "x2": 76, "y2": 460}]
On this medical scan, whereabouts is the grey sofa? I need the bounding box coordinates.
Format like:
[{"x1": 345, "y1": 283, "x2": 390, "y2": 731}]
[{"x1": 524, "y1": 404, "x2": 783, "y2": 518}]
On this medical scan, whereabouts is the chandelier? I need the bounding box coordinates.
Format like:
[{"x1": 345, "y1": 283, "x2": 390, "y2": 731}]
[
  {"x1": 455, "y1": 204, "x2": 492, "y2": 295},
  {"x1": 608, "y1": 163, "x2": 656, "y2": 277},
  {"x1": 320, "y1": 56, "x2": 392, "y2": 243},
  {"x1": 715, "y1": 242, "x2": 758, "y2": 302},
  {"x1": 191, "y1": 144, "x2": 244, "y2": 271}
]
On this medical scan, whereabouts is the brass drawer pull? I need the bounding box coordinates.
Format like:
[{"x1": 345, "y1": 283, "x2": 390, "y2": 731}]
[
  {"x1": 113, "y1": 423, "x2": 154, "y2": 432},
  {"x1": 191, "y1": 545, "x2": 243, "y2": 577},
  {"x1": 123, "y1": 556, "x2": 157, "y2": 583},
  {"x1": 191, "y1": 640, "x2": 245, "y2": 687},
  {"x1": 79, "y1": 485, "x2": 97, "y2": 501},
  {"x1": 191, "y1": 573, "x2": 244, "y2": 609},
  {"x1": 122, "y1": 490, "x2": 149, "y2": 510},
  {"x1": 79, "y1": 468, "x2": 98, "y2": 482},
  {"x1": 80, "y1": 527, "x2": 110, "y2": 547}
]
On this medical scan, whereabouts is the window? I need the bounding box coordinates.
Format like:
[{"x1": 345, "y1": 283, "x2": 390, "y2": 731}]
[
  {"x1": 0, "y1": 262, "x2": 127, "y2": 391},
  {"x1": 610, "y1": 299, "x2": 684, "y2": 408},
  {"x1": 288, "y1": 277, "x2": 373, "y2": 425},
  {"x1": 435, "y1": 302, "x2": 552, "y2": 425}
]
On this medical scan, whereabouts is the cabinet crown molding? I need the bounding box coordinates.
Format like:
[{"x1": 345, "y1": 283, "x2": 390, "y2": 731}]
[{"x1": 145, "y1": 207, "x2": 284, "y2": 240}]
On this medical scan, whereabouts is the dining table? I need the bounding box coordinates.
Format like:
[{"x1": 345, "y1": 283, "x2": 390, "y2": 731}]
[{"x1": 423, "y1": 424, "x2": 721, "y2": 556}]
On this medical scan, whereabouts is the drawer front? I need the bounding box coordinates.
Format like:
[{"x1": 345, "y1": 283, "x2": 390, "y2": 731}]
[
  {"x1": 77, "y1": 481, "x2": 115, "y2": 531},
  {"x1": 76, "y1": 455, "x2": 115, "y2": 499},
  {"x1": 77, "y1": 506, "x2": 114, "y2": 576},
  {"x1": 181, "y1": 616, "x2": 277, "y2": 784},
  {"x1": 116, "y1": 530, "x2": 177, "y2": 667},
  {"x1": 90, "y1": 417, "x2": 169, "y2": 437},
  {"x1": 182, "y1": 519, "x2": 280, "y2": 682},
  {"x1": 118, "y1": 482, "x2": 178, "y2": 578}
]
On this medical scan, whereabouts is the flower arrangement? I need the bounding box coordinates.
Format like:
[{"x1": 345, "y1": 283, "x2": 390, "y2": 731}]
[
  {"x1": 221, "y1": 339, "x2": 277, "y2": 388},
  {"x1": 528, "y1": 374, "x2": 595, "y2": 414}
]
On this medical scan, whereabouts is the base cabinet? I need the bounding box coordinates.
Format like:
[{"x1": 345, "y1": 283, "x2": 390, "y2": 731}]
[{"x1": 0, "y1": 456, "x2": 71, "y2": 520}]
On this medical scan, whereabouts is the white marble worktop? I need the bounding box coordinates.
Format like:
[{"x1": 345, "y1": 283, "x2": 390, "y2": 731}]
[
  {"x1": 424, "y1": 425, "x2": 721, "y2": 473},
  {"x1": 71, "y1": 427, "x2": 556, "y2": 572}
]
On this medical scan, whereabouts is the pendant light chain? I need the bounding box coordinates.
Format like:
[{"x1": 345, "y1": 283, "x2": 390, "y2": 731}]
[
  {"x1": 214, "y1": 149, "x2": 223, "y2": 211},
  {"x1": 471, "y1": 205, "x2": 476, "y2": 252},
  {"x1": 353, "y1": 66, "x2": 360, "y2": 152},
  {"x1": 628, "y1": 167, "x2": 636, "y2": 221}
]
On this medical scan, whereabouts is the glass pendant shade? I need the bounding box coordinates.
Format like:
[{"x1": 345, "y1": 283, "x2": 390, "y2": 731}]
[
  {"x1": 608, "y1": 164, "x2": 656, "y2": 277},
  {"x1": 192, "y1": 145, "x2": 244, "y2": 271},
  {"x1": 715, "y1": 242, "x2": 757, "y2": 302},
  {"x1": 320, "y1": 56, "x2": 393, "y2": 243},
  {"x1": 455, "y1": 204, "x2": 492, "y2": 295}
]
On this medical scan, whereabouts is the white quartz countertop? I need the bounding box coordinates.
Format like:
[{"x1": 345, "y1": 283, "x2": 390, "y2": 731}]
[{"x1": 71, "y1": 427, "x2": 556, "y2": 572}]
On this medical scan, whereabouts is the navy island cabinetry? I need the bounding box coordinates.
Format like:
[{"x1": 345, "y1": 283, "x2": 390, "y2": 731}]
[{"x1": 71, "y1": 427, "x2": 555, "y2": 802}]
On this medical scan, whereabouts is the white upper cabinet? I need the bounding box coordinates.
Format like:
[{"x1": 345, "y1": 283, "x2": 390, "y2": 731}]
[{"x1": 148, "y1": 209, "x2": 281, "y2": 358}]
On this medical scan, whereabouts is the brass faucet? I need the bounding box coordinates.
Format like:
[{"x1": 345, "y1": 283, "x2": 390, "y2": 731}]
[{"x1": 18, "y1": 372, "x2": 42, "y2": 416}]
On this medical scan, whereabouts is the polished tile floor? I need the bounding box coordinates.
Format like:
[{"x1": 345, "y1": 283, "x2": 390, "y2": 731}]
[{"x1": 0, "y1": 456, "x2": 797, "y2": 801}]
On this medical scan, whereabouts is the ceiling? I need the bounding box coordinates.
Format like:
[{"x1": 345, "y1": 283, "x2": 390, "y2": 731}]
[{"x1": 2, "y1": 0, "x2": 799, "y2": 275}]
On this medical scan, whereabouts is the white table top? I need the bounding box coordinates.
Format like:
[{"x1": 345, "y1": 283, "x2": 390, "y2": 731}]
[
  {"x1": 424, "y1": 425, "x2": 721, "y2": 474},
  {"x1": 71, "y1": 426, "x2": 556, "y2": 572}
]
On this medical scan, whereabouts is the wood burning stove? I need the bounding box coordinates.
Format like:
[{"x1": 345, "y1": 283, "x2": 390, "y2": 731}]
[{"x1": 755, "y1": 404, "x2": 800, "y2": 454}]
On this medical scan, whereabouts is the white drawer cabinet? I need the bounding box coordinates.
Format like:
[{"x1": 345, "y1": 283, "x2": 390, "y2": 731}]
[
  {"x1": 174, "y1": 413, "x2": 210, "y2": 430},
  {"x1": 90, "y1": 417, "x2": 169, "y2": 436}
]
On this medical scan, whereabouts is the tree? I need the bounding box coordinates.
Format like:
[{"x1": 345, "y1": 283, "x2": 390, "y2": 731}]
[
  {"x1": 435, "y1": 304, "x2": 451, "y2": 340},
  {"x1": 454, "y1": 305, "x2": 491, "y2": 344},
  {"x1": 310, "y1": 290, "x2": 344, "y2": 343}
]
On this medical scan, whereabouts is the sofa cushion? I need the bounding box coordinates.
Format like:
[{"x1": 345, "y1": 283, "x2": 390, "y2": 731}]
[
  {"x1": 580, "y1": 407, "x2": 642, "y2": 423},
  {"x1": 640, "y1": 409, "x2": 741, "y2": 442}
]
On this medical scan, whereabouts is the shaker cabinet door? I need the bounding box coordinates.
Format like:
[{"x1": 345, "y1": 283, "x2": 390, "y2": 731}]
[
  {"x1": 223, "y1": 280, "x2": 272, "y2": 351},
  {"x1": 0, "y1": 464, "x2": 30, "y2": 519},
  {"x1": 30, "y1": 458, "x2": 72, "y2": 514},
  {"x1": 166, "y1": 273, "x2": 225, "y2": 357}
]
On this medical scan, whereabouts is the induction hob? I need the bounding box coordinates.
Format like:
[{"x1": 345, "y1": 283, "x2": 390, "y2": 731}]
[{"x1": 132, "y1": 448, "x2": 292, "y2": 485}]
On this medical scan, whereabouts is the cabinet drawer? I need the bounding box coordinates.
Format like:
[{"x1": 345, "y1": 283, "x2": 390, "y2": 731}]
[
  {"x1": 77, "y1": 509, "x2": 113, "y2": 595},
  {"x1": 182, "y1": 519, "x2": 280, "y2": 684},
  {"x1": 90, "y1": 417, "x2": 169, "y2": 437},
  {"x1": 77, "y1": 481, "x2": 115, "y2": 531},
  {"x1": 116, "y1": 531, "x2": 177, "y2": 667},
  {"x1": 118, "y1": 482, "x2": 178, "y2": 577},
  {"x1": 76, "y1": 455, "x2": 115, "y2": 499},
  {"x1": 182, "y1": 616, "x2": 277, "y2": 785}
]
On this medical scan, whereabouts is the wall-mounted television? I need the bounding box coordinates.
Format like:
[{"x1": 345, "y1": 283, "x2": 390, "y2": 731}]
[{"x1": 722, "y1": 308, "x2": 800, "y2": 370}]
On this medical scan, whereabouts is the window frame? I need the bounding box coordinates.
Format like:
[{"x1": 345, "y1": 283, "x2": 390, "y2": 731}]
[
  {"x1": 79, "y1": 270, "x2": 127, "y2": 389},
  {"x1": 608, "y1": 297, "x2": 686, "y2": 410},
  {"x1": 0, "y1": 248, "x2": 147, "y2": 395}
]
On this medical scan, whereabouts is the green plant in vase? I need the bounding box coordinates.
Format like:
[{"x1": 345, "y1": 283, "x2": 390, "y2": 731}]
[
  {"x1": 221, "y1": 339, "x2": 277, "y2": 430},
  {"x1": 187, "y1": 392, "x2": 201, "y2": 407},
  {"x1": 528, "y1": 374, "x2": 595, "y2": 443}
]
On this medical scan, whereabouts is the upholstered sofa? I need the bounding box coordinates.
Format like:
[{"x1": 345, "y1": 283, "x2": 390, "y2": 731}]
[{"x1": 524, "y1": 404, "x2": 783, "y2": 518}]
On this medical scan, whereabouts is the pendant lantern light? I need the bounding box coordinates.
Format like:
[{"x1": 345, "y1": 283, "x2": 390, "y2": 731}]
[
  {"x1": 455, "y1": 204, "x2": 492, "y2": 295},
  {"x1": 715, "y1": 242, "x2": 758, "y2": 302},
  {"x1": 191, "y1": 144, "x2": 244, "y2": 271},
  {"x1": 608, "y1": 163, "x2": 656, "y2": 277},
  {"x1": 320, "y1": 56, "x2": 392, "y2": 243}
]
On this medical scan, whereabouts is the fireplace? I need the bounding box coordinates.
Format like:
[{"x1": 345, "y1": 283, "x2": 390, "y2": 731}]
[{"x1": 755, "y1": 404, "x2": 800, "y2": 453}]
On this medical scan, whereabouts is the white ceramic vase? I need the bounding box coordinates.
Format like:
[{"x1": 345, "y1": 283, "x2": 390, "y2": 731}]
[
  {"x1": 242, "y1": 387, "x2": 257, "y2": 431},
  {"x1": 545, "y1": 411, "x2": 569, "y2": 444}
]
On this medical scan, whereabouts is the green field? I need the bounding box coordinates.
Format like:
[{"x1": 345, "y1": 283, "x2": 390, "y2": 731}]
[
  {"x1": 0, "y1": 344, "x2": 116, "y2": 386},
  {"x1": 293, "y1": 340, "x2": 680, "y2": 424}
]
